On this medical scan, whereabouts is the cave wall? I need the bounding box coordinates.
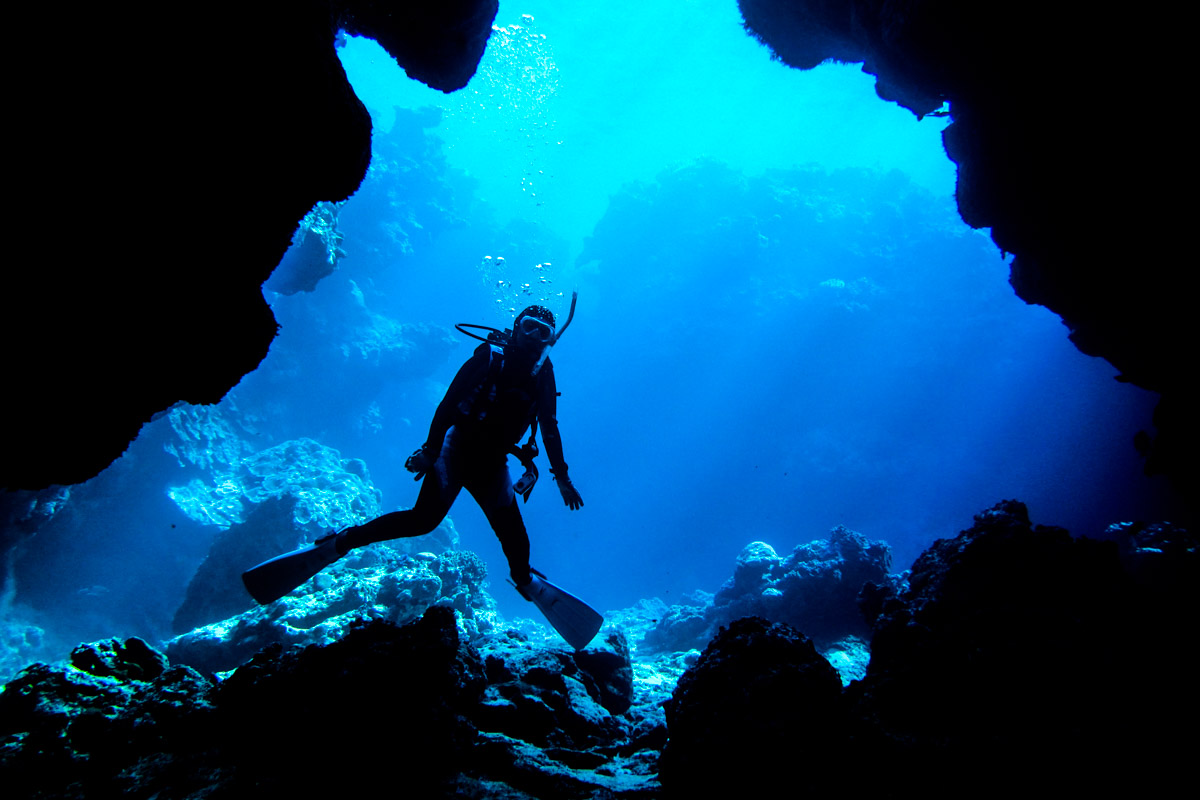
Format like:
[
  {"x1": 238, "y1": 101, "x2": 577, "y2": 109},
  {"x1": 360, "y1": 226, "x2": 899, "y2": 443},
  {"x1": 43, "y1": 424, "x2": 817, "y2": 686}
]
[
  {"x1": 2, "y1": 0, "x2": 497, "y2": 490},
  {"x1": 4, "y1": 0, "x2": 1190, "y2": 498},
  {"x1": 739, "y1": 0, "x2": 1194, "y2": 492}
]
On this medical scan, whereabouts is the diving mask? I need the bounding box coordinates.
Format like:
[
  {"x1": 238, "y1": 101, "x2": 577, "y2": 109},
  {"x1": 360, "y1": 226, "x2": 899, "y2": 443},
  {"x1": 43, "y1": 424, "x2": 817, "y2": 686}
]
[{"x1": 516, "y1": 315, "x2": 555, "y2": 344}]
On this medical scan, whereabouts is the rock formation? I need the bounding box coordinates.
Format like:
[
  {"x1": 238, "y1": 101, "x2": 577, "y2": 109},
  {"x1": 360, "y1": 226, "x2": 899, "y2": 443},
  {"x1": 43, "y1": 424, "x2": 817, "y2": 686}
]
[
  {"x1": 3, "y1": 501, "x2": 1194, "y2": 797},
  {"x1": 4, "y1": 1, "x2": 499, "y2": 490},
  {"x1": 738, "y1": 0, "x2": 1194, "y2": 491}
]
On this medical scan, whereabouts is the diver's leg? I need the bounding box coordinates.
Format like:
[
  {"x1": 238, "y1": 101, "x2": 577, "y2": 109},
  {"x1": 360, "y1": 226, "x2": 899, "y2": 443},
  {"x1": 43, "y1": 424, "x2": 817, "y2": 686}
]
[
  {"x1": 337, "y1": 443, "x2": 462, "y2": 553},
  {"x1": 465, "y1": 458, "x2": 531, "y2": 585}
]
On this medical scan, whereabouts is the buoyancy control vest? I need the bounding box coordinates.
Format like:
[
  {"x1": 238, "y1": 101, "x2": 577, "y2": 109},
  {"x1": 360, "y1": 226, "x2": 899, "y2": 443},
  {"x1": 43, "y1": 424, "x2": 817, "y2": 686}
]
[{"x1": 457, "y1": 343, "x2": 546, "y2": 447}]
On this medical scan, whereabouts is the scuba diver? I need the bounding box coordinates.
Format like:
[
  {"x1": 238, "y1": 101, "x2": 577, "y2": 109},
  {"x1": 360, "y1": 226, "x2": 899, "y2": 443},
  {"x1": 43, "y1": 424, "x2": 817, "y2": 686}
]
[{"x1": 242, "y1": 293, "x2": 602, "y2": 650}]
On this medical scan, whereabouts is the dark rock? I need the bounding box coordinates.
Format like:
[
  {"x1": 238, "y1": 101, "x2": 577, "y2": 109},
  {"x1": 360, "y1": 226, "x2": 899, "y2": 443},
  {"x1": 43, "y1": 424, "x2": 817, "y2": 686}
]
[
  {"x1": 574, "y1": 630, "x2": 635, "y2": 715},
  {"x1": 172, "y1": 496, "x2": 300, "y2": 633},
  {"x1": 652, "y1": 501, "x2": 1196, "y2": 796},
  {"x1": 639, "y1": 602, "x2": 709, "y2": 654},
  {"x1": 1099, "y1": 519, "x2": 1200, "y2": 592},
  {"x1": 659, "y1": 616, "x2": 844, "y2": 797},
  {"x1": 737, "y1": 0, "x2": 1194, "y2": 491},
  {"x1": 1, "y1": 608, "x2": 488, "y2": 797},
  {"x1": 2, "y1": 599, "x2": 664, "y2": 798},
  {"x1": 4, "y1": 1, "x2": 499, "y2": 491},
  {"x1": 855, "y1": 570, "x2": 908, "y2": 631},
  {"x1": 166, "y1": 547, "x2": 495, "y2": 675},
  {"x1": 69, "y1": 636, "x2": 167, "y2": 683},
  {"x1": 472, "y1": 637, "x2": 624, "y2": 751},
  {"x1": 338, "y1": 0, "x2": 498, "y2": 94},
  {"x1": 9, "y1": 502, "x2": 1192, "y2": 797},
  {"x1": 213, "y1": 607, "x2": 484, "y2": 796},
  {"x1": 263, "y1": 201, "x2": 346, "y2": 295},
  {"x1": 0, "y1": 638, "x2": 220, "y2": 798},
  {"x1": 850, "y1": 499, "x2": 1197, "y2": 794}
]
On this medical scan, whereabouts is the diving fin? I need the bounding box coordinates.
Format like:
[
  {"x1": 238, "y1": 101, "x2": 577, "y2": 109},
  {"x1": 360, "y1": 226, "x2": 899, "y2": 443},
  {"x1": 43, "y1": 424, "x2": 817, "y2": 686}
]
[
  {"x1": 515, "y1": 569, "x2": 604, "y2": 650},
  {"x1": 241, "y1": 532, "x2": 343, "y2": 605}
]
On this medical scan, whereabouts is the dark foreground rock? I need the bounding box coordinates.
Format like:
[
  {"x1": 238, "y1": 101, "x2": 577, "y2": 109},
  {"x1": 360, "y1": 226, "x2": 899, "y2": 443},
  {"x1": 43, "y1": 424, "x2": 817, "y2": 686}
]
[
  {"x1": 658, "y1": 617, "x2": 843, "y2": 797},
  {"x1": 848, "y1": 500, "x2": 1198, "y2": 794},
  {"x1": 4, "y1": 502, "x2": 1194, "y2": 798},
  {"x1": 1, "y1": 610, "x2": 481, "y2": 798},
  {"x1": 656, "y1": 500, "x2": 1198, "y2": 797},
  {"x1": 4, "y1": 0, "x2": 499, "y2": 491},
  {"x1": 1, "y1": 607, "x2": 655, "y2": 799}
]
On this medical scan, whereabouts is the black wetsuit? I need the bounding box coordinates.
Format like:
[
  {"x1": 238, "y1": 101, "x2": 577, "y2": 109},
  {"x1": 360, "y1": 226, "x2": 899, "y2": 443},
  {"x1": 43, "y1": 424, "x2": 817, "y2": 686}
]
[{"x1": 340, "y1": 342, "x2": 569, "y2": 584}]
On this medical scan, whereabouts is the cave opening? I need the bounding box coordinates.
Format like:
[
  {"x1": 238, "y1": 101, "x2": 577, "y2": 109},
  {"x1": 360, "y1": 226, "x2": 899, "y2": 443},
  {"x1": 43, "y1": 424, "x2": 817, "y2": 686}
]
[{"x1": 0, "y1": 0, "x2": 1179, "y2": 680}]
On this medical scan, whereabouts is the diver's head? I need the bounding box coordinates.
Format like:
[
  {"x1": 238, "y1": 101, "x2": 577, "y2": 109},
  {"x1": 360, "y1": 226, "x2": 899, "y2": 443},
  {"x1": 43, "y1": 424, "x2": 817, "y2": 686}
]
[{"x1": 512, "y1": 305, "x2": 556, "y2": 351}]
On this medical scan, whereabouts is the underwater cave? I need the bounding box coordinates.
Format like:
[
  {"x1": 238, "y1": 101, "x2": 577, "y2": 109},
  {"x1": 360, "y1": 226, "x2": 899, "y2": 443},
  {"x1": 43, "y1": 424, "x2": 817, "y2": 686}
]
[{"x1": 2, "y1": 2, "x2": 1194, "y2": 798}]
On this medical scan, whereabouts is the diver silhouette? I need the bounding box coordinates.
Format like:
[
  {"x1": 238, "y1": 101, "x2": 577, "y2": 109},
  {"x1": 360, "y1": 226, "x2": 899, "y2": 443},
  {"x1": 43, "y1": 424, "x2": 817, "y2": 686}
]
[
  {"x1": 337, "y1": 301, "x2": 584, "y2": 583},
  {"x1": 242, "y1": 294, "x2": 603, "y2": 649}
]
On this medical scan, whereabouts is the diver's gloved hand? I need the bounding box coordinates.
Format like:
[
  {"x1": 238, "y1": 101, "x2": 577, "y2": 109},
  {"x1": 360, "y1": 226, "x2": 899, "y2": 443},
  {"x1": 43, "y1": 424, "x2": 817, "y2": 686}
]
[
  {"x1": 555, "y1": 472, "x2": 584, "y2": 510},
  {"x1": 405, "y1": 445, "x2": 434, "y2": 481}
]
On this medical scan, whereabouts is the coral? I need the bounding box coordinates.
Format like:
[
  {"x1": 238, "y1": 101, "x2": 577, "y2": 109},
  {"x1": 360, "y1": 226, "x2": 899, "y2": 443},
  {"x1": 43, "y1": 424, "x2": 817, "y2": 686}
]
[
  {"x1": 166, "y1": 546, "x2": 498, "y2": 675},
  {"x1": 8, "y1": 502, "x2": 1193, "y2": 797},
  {"x1": 162, "y1": 402, "x2": 256, "y2": 474},
  {"x1": 168, "y1": 437, "x2": 382, "y2": 532},
  {"x1": 0, "y1": 617, "x2": 47, "y2": 688},
  {"x1": 642, "y1": 524, "x2": 892, "y2": 656},
  {"x1": 0, "y1": 635, "x2": 218, "y2": 797},
  {"x1": 656, "y1": 500, "x2": 1197, "y2": 795},
  {"x1": 3, "y1": 605, "x2": 658, "y2": 799}
]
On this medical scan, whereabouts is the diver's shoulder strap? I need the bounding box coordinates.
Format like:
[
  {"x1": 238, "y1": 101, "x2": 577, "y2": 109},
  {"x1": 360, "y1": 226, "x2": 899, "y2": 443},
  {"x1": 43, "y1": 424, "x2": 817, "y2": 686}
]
[
  {"x1": 459, "y1": 344, "x2": 506, "y2": 420},
  {"x1": 486, "y1": 342, "x2": 505, "y2": 378}
]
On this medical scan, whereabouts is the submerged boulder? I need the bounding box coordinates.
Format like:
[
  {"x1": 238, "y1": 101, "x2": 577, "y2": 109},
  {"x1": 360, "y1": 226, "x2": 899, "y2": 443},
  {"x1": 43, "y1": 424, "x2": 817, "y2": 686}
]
[
  {"x1": 0, "y1": 636, "x2": 219, "y2": 797},
  {"x1": 642, "y1": 524, "x2": 892, "y2": 655},
  {"x1": 852, "y1": 499, "x2": 1197, "y2": 792},
  {"x1": 166, "y1": 547, "x2": 497, "y2": 674},
  {"x1": 6, "y1": 502, "x2": 1192, "y2": 797},
  {"x1": 656, "y1": 500, "x2": 1196, "y2": 796},
  {"x1": 659, "y1": 616, "x2": 844, "y2": 797},
  {"x1": 2, "y1": 606, "x2": 657, "y2": 799}
]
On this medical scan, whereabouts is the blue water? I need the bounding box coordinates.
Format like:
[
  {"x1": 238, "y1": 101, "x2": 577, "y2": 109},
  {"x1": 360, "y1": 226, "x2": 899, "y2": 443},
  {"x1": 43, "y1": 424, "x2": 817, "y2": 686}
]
[{"x1": 3, "y1": 2, "x2": 1175, "y2": 660}]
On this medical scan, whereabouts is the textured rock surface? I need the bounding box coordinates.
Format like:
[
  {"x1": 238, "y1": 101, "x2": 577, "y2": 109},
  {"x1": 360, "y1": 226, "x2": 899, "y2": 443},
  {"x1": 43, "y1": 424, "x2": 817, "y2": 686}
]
[
  {"x1": 7, "y1": 1, "x2": 1192, "y2": 505},
  {"x1": 641, "y1": 524, "x2": 891, "y2": 656},
  {"x1": 653, "y1": 500, "x2": 1198, "y2": 797},
  {"x1": 659, "y1": 617, "x2": 844, "y2": 797},
  {"x1": 848, "y1": 499, "x2": 1199, "y2": 793},
  {"x1": 738, "y1": 0, "x2": 1194, "y2": 490},
  {"x1": 167, "y1": 546, "x2": 491, "y2": 674},
  {"x1": 169, "y1": 436, "x2": 386, "y2": 631},
  {"x1": 0, "y1": 635, "x2": 219, "y2": 797},
  {"x1": 4, "y1": 0, "x2": 499, "y2": 491},
  {"x1": 3, "y1": 606, "x2": 660, "y2": 799},
  {"x1": 4, "y1": 502, "x2": 1195, "y2": 797}
]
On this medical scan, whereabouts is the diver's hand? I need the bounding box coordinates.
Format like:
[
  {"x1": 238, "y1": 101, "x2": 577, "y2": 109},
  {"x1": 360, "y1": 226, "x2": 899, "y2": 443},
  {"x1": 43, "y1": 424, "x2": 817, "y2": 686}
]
[
  {"x1": 556, "y1": 476, "x2": 584, "y2": 510},
  {"x1": 405, "y1": 446, "x2": 434, "y2": 481}
]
